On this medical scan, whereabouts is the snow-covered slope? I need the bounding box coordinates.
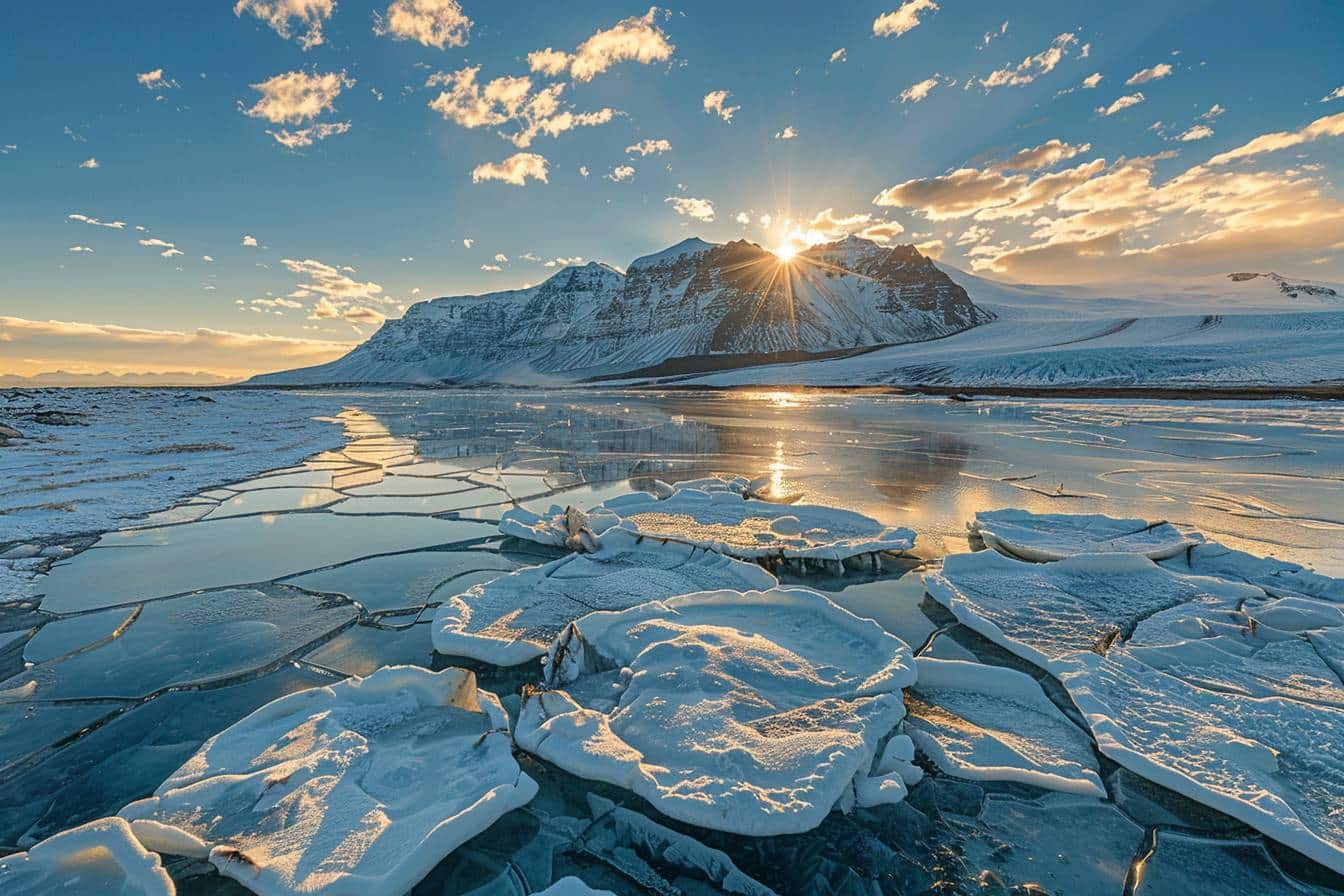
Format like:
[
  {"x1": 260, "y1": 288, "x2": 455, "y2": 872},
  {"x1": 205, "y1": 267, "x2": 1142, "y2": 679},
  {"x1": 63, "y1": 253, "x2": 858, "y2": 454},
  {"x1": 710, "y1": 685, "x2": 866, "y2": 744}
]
[
  {"x1": 650, "y1": 268, "x2": 1344, "y2": 389},
  {"x1": 252, "y1": 237, "x2": 993, "y2": 385}
]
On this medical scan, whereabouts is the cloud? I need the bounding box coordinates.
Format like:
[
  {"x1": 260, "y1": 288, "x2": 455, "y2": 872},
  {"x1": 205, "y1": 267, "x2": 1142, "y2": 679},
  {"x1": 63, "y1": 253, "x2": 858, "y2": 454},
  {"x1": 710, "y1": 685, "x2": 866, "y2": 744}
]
[
  {"x1": 1082, "y1": 72, "x2": 1103, "y2": 89},
  {"x1": 981, "y1": 20, "x2": 1008, "y2": 48},
  {"x1": 242, "y1": 234, "x2": 259, "y2": 247},
  {"x1": 608, "y1": 165, "x2": 635, "y2": 182},
  {"x1": 471, "y1": 152, "x2": 549, "y2": 186},
  {"x1": 68, "y1": 213, "x2": 125, "y2": 229},
  {"x1": 1208, "y1": 111, "x2": 1344, "y2": 165},
  {"x1": 775, "y1": 125, "x2": 797, "y2": 139},
  {"x1": 203, "y1": 255, "x2": 214, "y2": 262},
  {"x1": 873, "y1": 0, "x2": 938, "y2": 38},
  {"x1": 578, "y1": 166, "x2": 590, "y2": 177},
  {"x1": 529, "y1": 7, "x2": 674, "y2": 82},
  {"x1": 543, "y1": 255, "x2": 583, "y2": 267},
  {"x1": 480, "y1": 264, "x2": 503, "y2": 272},
  {"x1": 665, "y1": 196, "x2": 715, "y2": 222},
  {"x1": 900, "y1": 76, "x2": 943, "y2": 103},
  {"x1": 267, "y1": 121, "x2": 352, "y2": 148},
  {"x1": 980, "y1": 32, "x2": 1078, "y2": 88},
  {"x1": 136, "y1": 69, "x2": 178, "y2": 91},
  {"x1": 1199, "y1": 104, "x2": 1225, "y2": 121},
  {"x1": 1, "y1": 144, "x2": 16, "y2": 154},
  {"x1": 0, "y1": 316, "x2": 354, "y2": 379},
  {"x1": 626, "y1": 138, "x2": 671, "y2": 156},
  {"x1": 703, "y1": 90, "x2": 739, "y2": 121},
  {"x1": 990, "y1": 138, "x2": 1091, "y2": 172},
  {"x1": 68, "y1": 246, "x2": 93, "y2": 253},
  {"x1": 1097, "y1": 92, "x2": 1145, "y2": 116},
  {"x1": 138, "y1": 238, "x2": 183, "y2": 258},
  {"x1": 282, "y1": 258, "x2": 385, "y2": 302},
  {"x1": 79, "y1": 157, "x2": 99, "y2": 169},
  {"x1": 859, "y1": 220, "x2": 907, "y2": 245},
  {"x1": 915, "y1": 239, "x2": 944, "y2": 259},
  {"x1": 462, "y1": 238, "x2": 474, "y2": 248},
  {"x1": 829, "y1": 48, "x2": 847, "y2": 64},
  {"x1": 1177, "y1": 124, "x2": 1213, "y2": 142},
  {"x1": 233, "y1": 0, "x2": 334, "y2": 50},
  {"x1": 373, "y1": 0, "x2": 471, "y2": 48},
  {"x1": 735, "y1": 212, "x2": 751, "y2": 225},
  {"x1": 243, "y1": 69, "x2": 351, "y2": 127},
  {"x1": 1125, "y1": 63, "x2": 1172, "y2": 85},
  {"x1": 426, "y1": 67, "x2": 615, "y2": 148},
  {"x1": 1322, "y1": 86, "x2": 1344, "y2": 103},
  {"x1": 493, "y1": 253, "x2": 508, "y2": 263},
  {"x1": 874, "y1": 168, "x2": 1026, "y2": 219}
]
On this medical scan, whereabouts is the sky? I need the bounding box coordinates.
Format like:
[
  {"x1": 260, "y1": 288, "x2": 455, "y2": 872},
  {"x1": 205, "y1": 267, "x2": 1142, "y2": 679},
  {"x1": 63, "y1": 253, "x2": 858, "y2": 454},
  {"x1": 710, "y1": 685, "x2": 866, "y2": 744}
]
[{"x1": 2, "y1": 0, "x2": 1343, "y2": 380}]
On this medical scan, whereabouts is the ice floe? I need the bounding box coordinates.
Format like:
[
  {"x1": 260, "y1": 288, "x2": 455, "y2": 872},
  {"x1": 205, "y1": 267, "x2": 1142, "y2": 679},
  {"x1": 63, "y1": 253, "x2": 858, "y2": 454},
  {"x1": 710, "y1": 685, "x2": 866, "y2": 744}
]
[
  {"x1": 1160, "y1": 542, "x2": 1344, "y2": 603},
  {"x1": 970, "y1": 508, "x2": 1200, "y2": 561},
  {"x1": 0, "y1": 816, "x2": 173, "y2": 895},
  {"x1": 120, "y1": 666, "x2": 537, "y2": 896},
  {"x1": 433, "y1": 527, "x2": 777, "y2": 666},
  {"x1": 1058, "y1": 649, "x2": 1344, "y2": 875},
  {"x1": 904, "y1": 656, "x2": 1104, "y2": 796},
  {"x1": 498, "y1": 504, "x2": 618, "y2": 552},
  {"x1": 925, "y1": 549, "x2": 1258, "y2": 670},
  {"x1": 1135, "y1": 830, "x2": 1331, "y2": 895},
  {"x1": 515, "y1": 587, "x2": 915, "y2": 836}
]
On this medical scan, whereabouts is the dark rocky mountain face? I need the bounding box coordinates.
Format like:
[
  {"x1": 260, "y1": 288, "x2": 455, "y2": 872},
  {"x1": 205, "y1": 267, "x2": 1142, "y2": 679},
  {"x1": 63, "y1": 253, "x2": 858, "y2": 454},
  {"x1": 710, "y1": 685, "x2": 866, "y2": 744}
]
[{"x1": 253, "y1": 237, "x2": 995, "y2": 385}]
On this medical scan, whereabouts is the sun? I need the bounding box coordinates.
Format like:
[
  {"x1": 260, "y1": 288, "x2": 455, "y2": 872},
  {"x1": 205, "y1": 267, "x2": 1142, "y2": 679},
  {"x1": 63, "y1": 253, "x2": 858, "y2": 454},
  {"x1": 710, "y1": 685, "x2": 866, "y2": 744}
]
[{"x1": 773, "y1": 244, "x2": 796, "y2": 262}]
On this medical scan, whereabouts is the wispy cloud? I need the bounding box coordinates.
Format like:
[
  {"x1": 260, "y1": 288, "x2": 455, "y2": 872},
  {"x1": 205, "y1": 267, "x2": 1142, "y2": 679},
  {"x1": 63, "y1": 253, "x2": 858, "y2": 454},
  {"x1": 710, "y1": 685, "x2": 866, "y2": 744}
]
[
  {"x1": 775, "y1": 125, "x2": 797, "y2": 139},
  {"x1": 1082, "y1": 72, "x2": 1103, "y2": 89},
  {"x1": 1322, "y1": 86, "x2": 1344, "y2": 103},
  {"x1": 829, "y1": 48, "x2": 847, "y2": 64},
  {"x1": 139, "y1": 237, "x2": 183, "y2": 258},
  {"x1": 136, "y1": 68, "x2": 178, "y2": 91},
  {"x1": 427, "y1": 67, "x2": 616, "y2": 148},
  {"x1": 242, "y1": 234, "x2": 259, "y2": 247},
  {"x1": 1208, "y1": 110, "x2": 1344, "y2": 165},
  {"x1": 989, "y1": 139, "x2": 1091, "y2": 172},
  {"x1": 471, "y1": 151, "x2": 549, "y2": 185},
  {"x1": 528, "y1": 8, "x2": 674, "y2": 82},
  {"x1": 68, "y1": 213, "x2": 125, "y2": 229},
  {"x1": 79, "y1": 157, "x2": 99, "y2": 169},
  {"x1": 703, "y1": 90, "x2": 739, "y2": 122},
  {"x1": 873, "y1": 0, "x2": 938, "y2": 38},
  {"x1": 1177, "y1": 124, "x2": 1213, "y2": 141},
  {"x1": 68, "y1": 245, "x2": 94, "y2": 253},
  {"x1": 233, "y1": 0, "x2": 334, "y2": 50},
  {"x1": 900, "y1": 76, "x2": 945, "y2": 103},
  {"x1": 607, "y1": 165, "x2": 635, "y2": 182},
  {"x1": 373, "y1": 0, "x2": 471, "y2": 49},
  {"x1": 243, "y1": 69, "x2": 353, "y2": 147},
  {"x1": 1126, "y1": 63, "x2": 1172, "y2": 85},
  {"x1": 1097, "y1": 92, "x2": 1145, "y2": 116},
  {"x1": 267, "y1": 121, "x2": 352, "y2": 148},
  {"x1": 980, "y1": 33, "x2": 1078, "y2": 88}
]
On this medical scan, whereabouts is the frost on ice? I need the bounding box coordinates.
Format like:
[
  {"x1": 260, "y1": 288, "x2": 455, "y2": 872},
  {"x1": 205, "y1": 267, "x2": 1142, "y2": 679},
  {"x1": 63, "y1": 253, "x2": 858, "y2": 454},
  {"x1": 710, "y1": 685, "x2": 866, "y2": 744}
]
[
  {"x1": 432, "y1": 527, "x2": 776, "y2": 666},
  {"x1": 1058, "y1": 650, "x2": 1344, "y2": 875},
  {"x1": 924, "y1": 550, "x2": 1253, "y2": 670},
  {"x1": 515, "y1": 587, "x2": 916, "y2": 836},
  {"x1": 970, "y1": 509, "x2": 1200, "y2": 562},
  {"x1": 0, "y1": 817, "x2": 173, "y2": 895},
  {"x1": 904, "y1": 657, "x2": 1105, "y2": 797},
  {"x1": 498, "y1": 504, "x2": 619, "y2": 552},
  {"x1": 119, "y1": 666, "x2": 538, "y2": 896}
]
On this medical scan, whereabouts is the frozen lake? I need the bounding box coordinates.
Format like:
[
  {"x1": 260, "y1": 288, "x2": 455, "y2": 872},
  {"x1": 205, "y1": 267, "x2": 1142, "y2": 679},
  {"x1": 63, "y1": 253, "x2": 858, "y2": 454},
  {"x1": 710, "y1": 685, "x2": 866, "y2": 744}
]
[{"x1": 2, "y1": 387, "x2": 1343, "y2": 894}]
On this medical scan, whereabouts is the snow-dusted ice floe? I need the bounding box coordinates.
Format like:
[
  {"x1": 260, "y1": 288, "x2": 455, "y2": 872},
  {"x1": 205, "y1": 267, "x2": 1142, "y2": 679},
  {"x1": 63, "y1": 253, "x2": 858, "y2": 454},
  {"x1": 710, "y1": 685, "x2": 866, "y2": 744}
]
[
  {"x1": 515, "y1": 587, "x2": 915, "y2": 836},
  {"x1": 1160, "y1": 542, "x2": 1344, "y2": 603},
  {"x1": 925, "y1": 550, "x2": 1260, "y2": 670},
  {"x1": 498, "y1": 504, "x2": 619, "y2": 551},
  {"x1": 1058, "y1": 650, "x2": 1344, "y2": 876},
  {"x1": 432, "y1": 527, "x2": 776, "y2": 666},
  {"x1": 970, "y1": 509, "x2": 1200, "y2": 562},
  {"x1": 120, "y1": 666, "x2": 538, "y2": 896},
  {"x1": 0, "y1": 817, "x2": 173, "y2": 895},
  {"x1": 608, "y1": 488, "x2": 915, "y2": 562},
  {"x1": 905, "y1": 657, "x2": 1104, "y2": 797}
]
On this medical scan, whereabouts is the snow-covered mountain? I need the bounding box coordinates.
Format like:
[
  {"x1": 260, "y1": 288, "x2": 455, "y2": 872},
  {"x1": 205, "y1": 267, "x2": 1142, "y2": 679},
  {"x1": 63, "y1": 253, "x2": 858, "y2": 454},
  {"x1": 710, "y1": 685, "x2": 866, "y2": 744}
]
[{"x1": 252, "y1": 236, "x2": 993, "y2": 385}]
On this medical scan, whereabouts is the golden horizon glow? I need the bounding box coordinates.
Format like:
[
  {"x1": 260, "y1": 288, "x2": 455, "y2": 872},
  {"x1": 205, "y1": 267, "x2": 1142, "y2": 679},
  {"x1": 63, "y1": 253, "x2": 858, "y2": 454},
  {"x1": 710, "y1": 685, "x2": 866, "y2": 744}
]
[{"x1": 773, "y1": 243, "x2": 797, "y2": 262}]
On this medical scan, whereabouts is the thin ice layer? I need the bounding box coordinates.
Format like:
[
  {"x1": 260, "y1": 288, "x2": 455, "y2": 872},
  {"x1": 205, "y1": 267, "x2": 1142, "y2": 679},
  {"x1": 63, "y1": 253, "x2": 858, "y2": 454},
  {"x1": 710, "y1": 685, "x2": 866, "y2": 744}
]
[
  {"x1": 515, "y1": 587, "x2": 915, "y2": 836},
  {"x1": 1058, "y1": 650, "x2": 1344, "y2": 876},
  {"x1": 905, "y1": 657, "x2": 1105, "y2": 796},
  {"x1": 0, "y1": 817, "x2": 173, "y2": 895},
  {"x1": 925, "y1": 550, "x2": 1259, "y2": 670},
  {"x1": 120, "y1": 666, "x2": 538, "y2": 896},
  {"x1": 607, "y1": 488, "x2": 915, "y2": 561},
  {"x1": 433, "y1": 527, "x2": 777, "y2": 666},
  {"x1": 971, "y1": 509, "x2": 1200, "y2": 561}
]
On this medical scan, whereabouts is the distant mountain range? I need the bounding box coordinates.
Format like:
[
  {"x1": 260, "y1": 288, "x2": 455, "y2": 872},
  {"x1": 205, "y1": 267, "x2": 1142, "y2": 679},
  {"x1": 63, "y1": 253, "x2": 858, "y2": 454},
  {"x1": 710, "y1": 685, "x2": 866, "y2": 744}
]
[
  {"x1": 0, "y1": 370, "x2": 233, "y2": 388},
  {"x1": 252, "y1": 236, "x2": 994, "y2": 386}
]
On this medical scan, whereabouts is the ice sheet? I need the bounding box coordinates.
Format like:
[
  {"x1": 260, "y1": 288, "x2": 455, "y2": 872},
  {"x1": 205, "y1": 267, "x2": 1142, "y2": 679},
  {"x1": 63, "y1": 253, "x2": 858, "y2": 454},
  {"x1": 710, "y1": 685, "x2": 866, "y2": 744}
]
[
  {"x1": 0, "y1": 817, "x2": 173, "y2": 895},
  {"x1": 971, "y1": 508, "x2": 1200, "y2": 561}
]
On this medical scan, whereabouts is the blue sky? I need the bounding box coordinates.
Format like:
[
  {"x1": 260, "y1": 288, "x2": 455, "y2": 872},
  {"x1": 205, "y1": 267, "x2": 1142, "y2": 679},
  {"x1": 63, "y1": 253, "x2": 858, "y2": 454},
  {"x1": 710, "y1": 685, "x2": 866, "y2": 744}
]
[{"x1": 2, "y1": 0, "x2": 1342, "y2": 378}]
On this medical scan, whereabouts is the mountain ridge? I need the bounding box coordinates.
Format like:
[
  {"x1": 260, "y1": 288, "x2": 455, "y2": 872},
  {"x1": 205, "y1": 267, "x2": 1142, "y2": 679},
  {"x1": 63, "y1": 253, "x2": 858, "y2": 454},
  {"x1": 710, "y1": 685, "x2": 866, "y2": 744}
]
[{"x1": 252, "y1": 236, "x2": 994, "y2": 386}]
